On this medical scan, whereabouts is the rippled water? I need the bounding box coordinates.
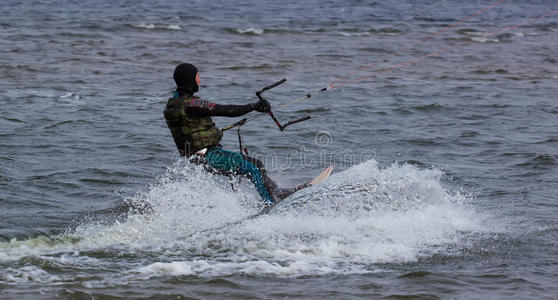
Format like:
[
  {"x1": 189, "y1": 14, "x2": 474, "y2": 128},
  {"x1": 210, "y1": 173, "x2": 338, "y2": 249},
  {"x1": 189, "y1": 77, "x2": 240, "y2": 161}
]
[{"x1": 1, "y1": 0, "x2": 557, "y2": 298}]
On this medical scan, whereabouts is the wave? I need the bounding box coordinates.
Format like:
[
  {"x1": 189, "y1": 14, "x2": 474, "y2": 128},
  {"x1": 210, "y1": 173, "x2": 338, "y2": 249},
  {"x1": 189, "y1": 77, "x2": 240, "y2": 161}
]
[
  {"x1": 474, "y1": 68, "x2": 509, "y2": 75},
  {"x1": 132, "y1": 160, "x2": 494, "y2": 277},
  {"x1": 514, "y1": 153, "x2": 557, "y2": 169},
  {"x1": 412, "y1": 103, "x2": 446, "y2": 111},
  {"x1": 334, "y1": 28, "x2": 402, "y2": 37},
  {"x1": 227, "y1": 27, "x2": 264, "y2": 35},
  {"x1": 442, "y1": 36, "x2": 500, "y2": 43},
  {"x1": 471, "y1": 37, "x2": 499, "y2": 43},
  {"x1": 0, "y1": 159, "x2": 500, "y2": 282},
  {"x1": 458, "y1": 29, "x2": 486, "y2": 36},
  {"x1": 58, "y1": 92, "x2": 80, "y2": 100},
  {"x1": 218, "y1": 63, "x2": 273, "y2": 70},
  {"x1": 225, "y1": 27, "x2": 402, "y2": 37},
  {"x1": 130, "y1": 23, "x2": 181, "y2": 30}
]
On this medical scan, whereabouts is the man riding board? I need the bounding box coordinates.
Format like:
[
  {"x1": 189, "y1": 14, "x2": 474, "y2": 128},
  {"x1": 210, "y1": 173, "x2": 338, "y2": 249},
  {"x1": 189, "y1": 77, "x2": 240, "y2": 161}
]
[{"x1": 164, "y1": 63, "x2": 301, "y2": 204}]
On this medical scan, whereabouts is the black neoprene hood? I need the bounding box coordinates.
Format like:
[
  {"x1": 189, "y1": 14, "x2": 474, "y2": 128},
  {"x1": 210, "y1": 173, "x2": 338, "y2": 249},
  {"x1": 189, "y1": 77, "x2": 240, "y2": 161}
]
[{"x1": 174, "y1": 63, "x2": 199, "y2": 96}]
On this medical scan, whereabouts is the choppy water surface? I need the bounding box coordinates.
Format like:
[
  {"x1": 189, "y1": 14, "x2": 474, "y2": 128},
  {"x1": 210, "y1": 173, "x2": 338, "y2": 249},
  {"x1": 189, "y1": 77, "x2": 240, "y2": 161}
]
[{"x1": 1, "y1": 0, "x2": 557, "y2": 298}]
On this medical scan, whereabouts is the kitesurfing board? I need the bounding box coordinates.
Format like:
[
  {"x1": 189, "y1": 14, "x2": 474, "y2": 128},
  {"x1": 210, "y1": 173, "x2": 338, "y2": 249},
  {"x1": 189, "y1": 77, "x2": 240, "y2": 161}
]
[
  {"x1": 308, "y1": 165, "x2": 333, "y2": 186},
  {"x1": 252, "y1": 165, "x2": 334, "y2": 217}
]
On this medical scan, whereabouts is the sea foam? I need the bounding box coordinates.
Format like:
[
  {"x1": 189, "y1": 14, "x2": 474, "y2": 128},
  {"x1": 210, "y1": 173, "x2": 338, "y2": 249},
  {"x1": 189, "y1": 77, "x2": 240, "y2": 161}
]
[{"x1": 1, "y1": 159, "x2": 497, "y2": 279}]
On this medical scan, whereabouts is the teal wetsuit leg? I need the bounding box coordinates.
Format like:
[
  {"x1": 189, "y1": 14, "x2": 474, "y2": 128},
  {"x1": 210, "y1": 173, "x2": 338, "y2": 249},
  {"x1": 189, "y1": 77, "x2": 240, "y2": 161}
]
[{"x1": 205, "y1": 147, "x2": 275, "y2": 204}]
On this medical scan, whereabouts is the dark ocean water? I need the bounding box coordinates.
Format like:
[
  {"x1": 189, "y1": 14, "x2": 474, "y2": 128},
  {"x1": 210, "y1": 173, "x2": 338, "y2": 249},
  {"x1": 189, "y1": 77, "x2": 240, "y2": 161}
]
[{"x1": 1, "y1": 0, "x2": 558, "y2": 298}]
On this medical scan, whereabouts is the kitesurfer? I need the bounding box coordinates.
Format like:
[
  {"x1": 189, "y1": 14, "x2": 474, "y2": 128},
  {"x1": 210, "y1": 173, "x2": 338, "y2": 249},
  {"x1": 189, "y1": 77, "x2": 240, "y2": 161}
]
[{"x1": 164, "y1": 63, "x2": 298, "y2": 204}]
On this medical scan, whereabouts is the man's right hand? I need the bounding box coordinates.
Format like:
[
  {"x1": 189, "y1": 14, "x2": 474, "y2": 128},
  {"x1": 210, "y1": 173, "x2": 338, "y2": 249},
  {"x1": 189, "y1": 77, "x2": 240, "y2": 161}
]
[{"x1": 252, "y1": 99, "x2": 271, "y2": 113}]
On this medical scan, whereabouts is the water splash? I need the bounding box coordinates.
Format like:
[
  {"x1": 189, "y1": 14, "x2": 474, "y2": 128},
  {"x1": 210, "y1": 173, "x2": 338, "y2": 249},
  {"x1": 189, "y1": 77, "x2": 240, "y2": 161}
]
[{"x1": 0, "y1": 159, "x2": 497, "y2": 282}]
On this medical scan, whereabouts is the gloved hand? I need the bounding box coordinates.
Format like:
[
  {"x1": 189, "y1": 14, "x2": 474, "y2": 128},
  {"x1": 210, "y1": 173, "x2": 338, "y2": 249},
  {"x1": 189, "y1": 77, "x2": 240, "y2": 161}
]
[{"x1": 252, "y1": 98, "x2": 271, "y2": 113}]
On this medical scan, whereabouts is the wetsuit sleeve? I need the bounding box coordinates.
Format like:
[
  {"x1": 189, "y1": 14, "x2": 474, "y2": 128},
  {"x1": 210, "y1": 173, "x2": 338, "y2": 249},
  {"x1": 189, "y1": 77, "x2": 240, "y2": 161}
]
[{"x1": 185, "y1": 98, "x2": 254, "y2": 117}]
